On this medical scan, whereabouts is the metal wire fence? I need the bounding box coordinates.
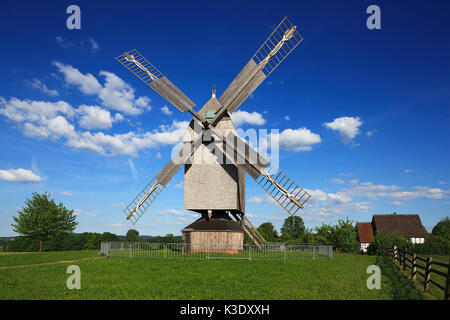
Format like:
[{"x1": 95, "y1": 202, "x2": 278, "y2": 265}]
[{"x1": 100, "y1": 242, "x2": 333, "y2": 260}]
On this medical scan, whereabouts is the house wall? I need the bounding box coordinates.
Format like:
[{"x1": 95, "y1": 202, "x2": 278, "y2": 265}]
[
  {"x1": 411, "y1": 237, "x2": 425, "y2": 244},
  {"x1": 360, "y1": 242, "x2": 370, "y2": 253}
]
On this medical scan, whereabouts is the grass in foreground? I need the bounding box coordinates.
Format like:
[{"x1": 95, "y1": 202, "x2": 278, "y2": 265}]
[
  {"x1": 0, "y1": 252, "x2": 400, "y2": 300},
  {"x1": 0, "y1": 250, "x2": 99, "y2": 267}
]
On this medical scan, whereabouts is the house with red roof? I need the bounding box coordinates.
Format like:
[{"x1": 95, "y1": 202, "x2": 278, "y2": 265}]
[{"x1": 357, "y1": 212, "x2": 427, "y2": 253}]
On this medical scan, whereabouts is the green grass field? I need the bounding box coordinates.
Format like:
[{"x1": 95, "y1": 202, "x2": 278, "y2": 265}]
[
  {"x1": 0, "y1": 250, "x2": 99, "y2": 267},
  {"x1": 0, "y1": 250, "x2": 426, "y2": 300}
]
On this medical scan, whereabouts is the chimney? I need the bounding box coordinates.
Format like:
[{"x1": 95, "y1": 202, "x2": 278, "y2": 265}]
[{"x1": 212, "y1": 85, "x2": 216, "y2": 98}]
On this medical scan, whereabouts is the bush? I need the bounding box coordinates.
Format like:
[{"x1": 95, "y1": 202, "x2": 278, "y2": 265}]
[
  {"x1": 367, "y1": 232, "x2": 412, "y2": 255},
  {"x1": 314, "y1": 218, "x2": 359, "y2": 252}
]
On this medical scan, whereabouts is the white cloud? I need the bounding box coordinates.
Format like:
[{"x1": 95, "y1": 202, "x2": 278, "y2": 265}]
[
  {"x1": 438, "y1": 181, "x2": 447, "y2": 185},
  {"x1": 0, "y1": 97, "x2": 74, "y2": 124},
  {"x1": 47, "y1": 116, "x2": 77, "y2": 139},
  {"x1": 66, "y1": 120, "x2": 189, "y2": 156},
  {"x1": 53, "y1": 61, "x2": 102, "y2": 95},
  {"x1": 341, "y1": 181, "x2": 450, "y2": 201},
  {"x1": 274, "y1": 127, "x2": 321, "y2": 151},
  {"x1": 25, "y1": 78, "x2": 59, "y2": 97},
  {"x1": 153, "y1": 209, "x2": 198, "y2": 218},
  {"x1": 378, "y1": 186, "x2": 450, "y2": 200},
  {"x1": 161, "y1": 105, "x2": 173, "y2": 116},
  {"x1": 135, "y1": 97, "x2": 151, "y2": 109},
  {"x1": 247, "y1": 179, "x2": 449, "y2": 223},
  {"x1": 284, "y1": 116, "x2": 290, "y2": 121},
  {"x1": 175, "y1": 181, "x2": 184, "y2": 188},
  {"x1": 98, "y1": 70, "x2": 150, "y2": 115},
  {"x1": 231, "y1": 110, "x2": 266, "y2": 127},
  {"x1": 55, "y1": 36, "x2": 72, "y2": 49},
  {"x1": 404, "y1": 169, "x2": 413, "y2": 174},
  {"x1": 330, "y1": 178, "x2": 345, "y2": 185},
  {"x1": 108, "y1": 223, "x2": 126, "y2": 227},
  {"x1": 111, "y1": 202, "x2": 124, "y2": 208},
  {"x1": 88, "y1": 38, "x2": 99, "y2": 52},
  {"x1": 60, "y1": 191, "x2": 74, "y2": 196},
  {"x1": 128, "y1": 159, "x2": 137, "y2": 180},
  {"x1": 53, "y1": 62, "x2": 151, "y2": 115},
  {"x1": 323, "y1": 116, "x2": 363, "y2": 144},
  {"x1": 23, "y1": 115, "x2": 77, "y2": 140},
  {"x1": 77, "y1": 105, "x2": 123, "y2": 130},
  {"x1": 247, "y1": 194, "x2": 277, "y2": 205},
  {"x1": 366, "y1": 129, "x2": 377, "y2": 137},
  {"x1": 0, "y1": 169, "x2": 42, "y2": 183}
]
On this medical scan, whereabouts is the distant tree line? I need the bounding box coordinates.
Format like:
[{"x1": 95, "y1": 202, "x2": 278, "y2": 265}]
[
  {"x1": 246, "y1": 216, "x2": 360, "y2": 253},
  {"x1": 0, "y1": 231, "x2": 183, "y2": 253},
  {"x1": 3, "y1": 192, "x2": 448, "y2": 255}
]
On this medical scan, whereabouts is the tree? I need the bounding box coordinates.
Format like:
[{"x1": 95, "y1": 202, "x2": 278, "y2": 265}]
[
  {"x1": 431, "y1": 216, "x2": 450, "y2": 242},
  {"x1": 333, "y1": 218, "x2": 359, "y2": 253},
  {"x1": 257, "y1": 222, "x2": 278, "y2": 242},
  {"x1": 101, "y1": 232, "x2": 121, "y2": 243},
  {"x1": 314, "y1": 222, "x2": 335, "y2": 247},
  {"x1": 126, "y1": 229, "x2": 140, "y2": 242},
  {"x1": 12, "y1": 192, "x2": 77, "y2": 252},
  {"x1": 281, "y1": 216, "x2": 305, "y2": 240}
]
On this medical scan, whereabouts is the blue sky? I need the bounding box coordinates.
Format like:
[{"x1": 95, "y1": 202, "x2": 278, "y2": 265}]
[{"x1": 0, "y1": 0, "x2": 449, "y2": 236}]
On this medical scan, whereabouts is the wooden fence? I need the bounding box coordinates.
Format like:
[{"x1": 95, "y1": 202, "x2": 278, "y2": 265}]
[{"x1": 384, "y1": 246, "x2": 450, "y2": 300}]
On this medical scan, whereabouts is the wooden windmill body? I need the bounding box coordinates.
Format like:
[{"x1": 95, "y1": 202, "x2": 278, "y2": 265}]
[{"x1": 117, "y1": 17, "x2": 312, "y2": 252}]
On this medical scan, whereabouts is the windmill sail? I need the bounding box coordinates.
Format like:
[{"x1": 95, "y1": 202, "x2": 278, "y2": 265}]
[
  {"x1": 124, "y1": 134, "x2": 203, "y2": 224},
  {"x1": 116, "y1": 50, "x2": 197, "y2": 114},
  {"x1": 216, "y1": 130, "x2": 311, "y2": 216},
  {"x1": 212, "y1": 17, "x2": 303, "y2": 124}
]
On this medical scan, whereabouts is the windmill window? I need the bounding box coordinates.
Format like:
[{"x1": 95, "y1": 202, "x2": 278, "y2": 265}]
[{"x1": 206, "y1": 110, "x2": 217, "y2": 122}]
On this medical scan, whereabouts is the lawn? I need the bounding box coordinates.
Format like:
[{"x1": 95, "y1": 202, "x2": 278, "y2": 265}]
[
  {"x1": 0, "y1": 250, "x2": 99, "y2": 267},
  {"x1": 0, "y1": 251, "x2": 410, "y2": 299}
]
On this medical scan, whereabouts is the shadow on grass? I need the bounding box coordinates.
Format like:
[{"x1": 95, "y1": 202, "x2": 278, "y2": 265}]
[{"x1": 376, "y1": 255, "x2": 424, "y2": 300}]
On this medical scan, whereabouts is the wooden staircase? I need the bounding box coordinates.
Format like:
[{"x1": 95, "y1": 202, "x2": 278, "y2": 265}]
[{"x1": 231, "y1": 212, "x2": 266, "y2": 249}]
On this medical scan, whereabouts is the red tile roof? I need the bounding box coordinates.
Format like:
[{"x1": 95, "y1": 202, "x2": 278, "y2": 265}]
[
  {"x1": 372, "y1": 214, "x2": 426, "y2": 238},
  {"x1": 356, "y1": 222, "x2": 374, "y2": 243}
]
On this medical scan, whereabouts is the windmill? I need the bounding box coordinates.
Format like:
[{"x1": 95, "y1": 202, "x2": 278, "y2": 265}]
[{"x1": 116, "y1": 17, "x2": 312, "y2": 251}]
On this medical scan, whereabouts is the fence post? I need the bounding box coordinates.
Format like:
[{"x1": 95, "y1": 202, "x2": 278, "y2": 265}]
[
  {"x1": 313, "y1": 245, "x2": 315, "y2": 260},
  {"x1": 424, "y1": 256, "x2": 432, "y2": 292},
  {"x1": 412, "y1": 253, "x2": 417, "y2": 281},
  {"x1": 403, "y1": 251, "x2": 407, "y2": 271},
  {"x1": 163, "y1": 244, "x2": 166, "y2": 259},
  {"x1": 444, "y1": 256, "x2": 450, "y2": 300},
  {"x1": 393, "y1": 246, "x2": 397, "y2": 261}
]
